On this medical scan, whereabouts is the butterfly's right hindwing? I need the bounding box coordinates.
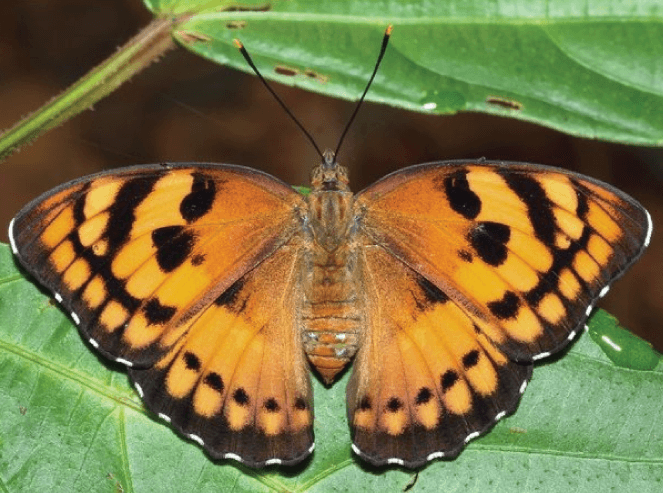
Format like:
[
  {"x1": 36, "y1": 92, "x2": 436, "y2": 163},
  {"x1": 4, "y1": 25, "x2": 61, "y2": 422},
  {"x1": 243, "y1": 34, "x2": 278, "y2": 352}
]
[{"x1": 130, "y1": 242, "x2": 314, "y2": 467}]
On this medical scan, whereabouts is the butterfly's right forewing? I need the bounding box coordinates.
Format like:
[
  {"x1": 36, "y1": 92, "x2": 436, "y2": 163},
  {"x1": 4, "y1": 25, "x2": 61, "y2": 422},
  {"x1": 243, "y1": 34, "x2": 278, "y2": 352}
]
[{"x1": 10, "y1": 164, "x2": 307, "y2": 367}]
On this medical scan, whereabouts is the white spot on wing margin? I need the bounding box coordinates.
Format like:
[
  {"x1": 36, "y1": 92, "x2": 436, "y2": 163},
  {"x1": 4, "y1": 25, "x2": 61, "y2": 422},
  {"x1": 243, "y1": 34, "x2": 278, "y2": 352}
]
[
  {"x1": 464, "y1": 431, "x2": 480, "y2": 443},
  {"x1": 532, "y1": 351, "x2": 550, "y2": 361},
  {"x1": 426, "y1": 451, "x2": 445, "y2": 461},
  {"x1": 8, "y1": 218, "x2": 18, "y2": 255},
  {"x1": 187, "y1": 433, "x2": 204, "y2": 446},
  {"x1": 644, "y1": 209, "x2": 653, "y2": 247},
  {"x1": 224, "y1": 452, "x2": 243, "y2": 463}
]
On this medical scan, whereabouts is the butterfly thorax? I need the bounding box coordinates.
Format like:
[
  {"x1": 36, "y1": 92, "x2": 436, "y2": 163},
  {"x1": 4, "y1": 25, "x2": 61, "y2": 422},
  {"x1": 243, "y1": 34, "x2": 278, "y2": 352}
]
[
  {"x1": 308, "y1": 155, "x2": 352, "y2": 249},
  {"x1": 302, "y1": 155, "x2": 362, "y2": 384}
]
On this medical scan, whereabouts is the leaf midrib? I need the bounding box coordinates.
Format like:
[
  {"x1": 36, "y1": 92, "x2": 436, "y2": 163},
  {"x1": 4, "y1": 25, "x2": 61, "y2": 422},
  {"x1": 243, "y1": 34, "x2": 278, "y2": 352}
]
[
  {"x1": 0, "y1": 336, "x2": 141, "y2": 412},
  {"x1": 189, "y1": 11, "x2": 663, "y2": 25}
]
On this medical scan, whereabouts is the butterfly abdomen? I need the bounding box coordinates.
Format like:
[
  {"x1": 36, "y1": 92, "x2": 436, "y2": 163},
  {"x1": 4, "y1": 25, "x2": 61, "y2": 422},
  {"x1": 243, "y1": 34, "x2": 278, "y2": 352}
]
[
  {"x1": 301, "y1": 244, "x2": 362, "y2": 384},
  {"x1": 302, "y1": 187, "x2": 362, "y2": 384}
]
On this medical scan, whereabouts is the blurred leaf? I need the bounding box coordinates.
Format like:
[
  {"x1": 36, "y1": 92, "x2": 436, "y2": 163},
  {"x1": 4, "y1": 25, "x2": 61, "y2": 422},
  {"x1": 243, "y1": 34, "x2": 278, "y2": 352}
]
[{"x1": 1, "y1": 242, "x2": 662, "y2": 491}]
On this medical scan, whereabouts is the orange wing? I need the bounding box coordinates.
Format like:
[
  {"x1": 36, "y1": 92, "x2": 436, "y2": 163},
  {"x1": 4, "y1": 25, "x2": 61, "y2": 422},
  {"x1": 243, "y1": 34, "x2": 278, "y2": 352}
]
[
  {"x1": 355, "y1": 160, "x2": 650, "y2": 360},
  {"x1": 10, "y1": 163, "x2": 313, "y2": 466},
  {"x1": 130, "y1": 240, "x2": 313, "y2": 467},
  {"x1": 348, "y1": 244, "x2": 531, "y2": 467},
  {"x1": 349, "y1": 160, "x2": 650, "y2": 466},
  {"x1": 10, "y1": 164, "x2": 305, "y2": 366}
]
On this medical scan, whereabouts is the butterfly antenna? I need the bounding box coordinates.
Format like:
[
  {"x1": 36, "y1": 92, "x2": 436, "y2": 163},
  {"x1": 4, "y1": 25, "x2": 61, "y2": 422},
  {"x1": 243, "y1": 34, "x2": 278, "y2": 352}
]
[
  {"x1": 233, "y1": 39, "x2": 324, "y2": 160},
  {"x1": 333, "y1": 25, "x2": 393, "y2": 160}
]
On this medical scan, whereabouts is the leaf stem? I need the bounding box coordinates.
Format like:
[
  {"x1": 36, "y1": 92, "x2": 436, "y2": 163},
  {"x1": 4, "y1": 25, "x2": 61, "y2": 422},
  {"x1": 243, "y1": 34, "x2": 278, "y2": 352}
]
[{"x1": 0, "y1": 16, "x2": 178, "y2": 162}]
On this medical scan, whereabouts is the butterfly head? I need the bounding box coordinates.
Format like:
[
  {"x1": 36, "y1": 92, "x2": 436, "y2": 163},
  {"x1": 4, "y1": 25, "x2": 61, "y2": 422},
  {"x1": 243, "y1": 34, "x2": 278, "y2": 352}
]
[{"x1": 310, "y1": 150, "x2": 350, "y2": 192}]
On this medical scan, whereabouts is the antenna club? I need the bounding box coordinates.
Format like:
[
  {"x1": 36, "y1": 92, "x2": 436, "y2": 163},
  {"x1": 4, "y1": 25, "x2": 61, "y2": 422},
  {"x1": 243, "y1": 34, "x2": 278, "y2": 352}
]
[
  {"x1": 386, "y1": 25, "x2": 393, "y2": 36},
  {"x1": 233, "y1": 39, "x2": 243, "y2": 49}
]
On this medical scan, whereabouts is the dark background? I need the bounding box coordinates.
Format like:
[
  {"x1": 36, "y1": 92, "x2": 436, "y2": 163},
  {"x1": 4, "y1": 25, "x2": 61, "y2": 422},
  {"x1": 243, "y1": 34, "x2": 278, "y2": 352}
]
[{"x1": 2, "y1": 1, "x2": 662, "y2": 350}]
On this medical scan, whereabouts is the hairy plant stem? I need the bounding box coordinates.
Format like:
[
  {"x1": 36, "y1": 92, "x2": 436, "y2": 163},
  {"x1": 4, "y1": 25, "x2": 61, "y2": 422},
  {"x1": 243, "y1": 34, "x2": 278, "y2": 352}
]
[{"x1": 0, "y1": 16, "x2": 179, "y2": 162}]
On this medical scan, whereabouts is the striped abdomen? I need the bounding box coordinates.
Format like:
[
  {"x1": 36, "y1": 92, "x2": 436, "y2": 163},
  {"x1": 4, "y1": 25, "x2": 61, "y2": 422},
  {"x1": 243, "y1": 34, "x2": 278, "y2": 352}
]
[{"x1": 301, "y1": 243, "x2": 362, "y2": 384}]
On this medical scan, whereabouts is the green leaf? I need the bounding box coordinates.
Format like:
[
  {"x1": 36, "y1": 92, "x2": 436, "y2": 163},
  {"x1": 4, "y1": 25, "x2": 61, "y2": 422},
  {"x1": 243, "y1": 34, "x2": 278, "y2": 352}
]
[
  {"x1": 588, "y1": 310, "x2": 660, "y2": 371},
  {"x1": 1, "y1": 242, "x2": 662, "y2": 492},
  {"x1": 161, "y1": 0, "x2": 663, "y2": 145},
  {"x1": 3, "y1": 1, "x2": 662, "y2": 162}
]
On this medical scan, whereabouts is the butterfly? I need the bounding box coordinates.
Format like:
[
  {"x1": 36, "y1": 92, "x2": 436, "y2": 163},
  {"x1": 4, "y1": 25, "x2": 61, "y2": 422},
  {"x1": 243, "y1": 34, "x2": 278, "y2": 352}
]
[
  {"x1": 8, "y1": 154, "x2": 652, "y2": 468},
  {"x1": 7, "y1": 28, "x2": 652, "y2": 468}
]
